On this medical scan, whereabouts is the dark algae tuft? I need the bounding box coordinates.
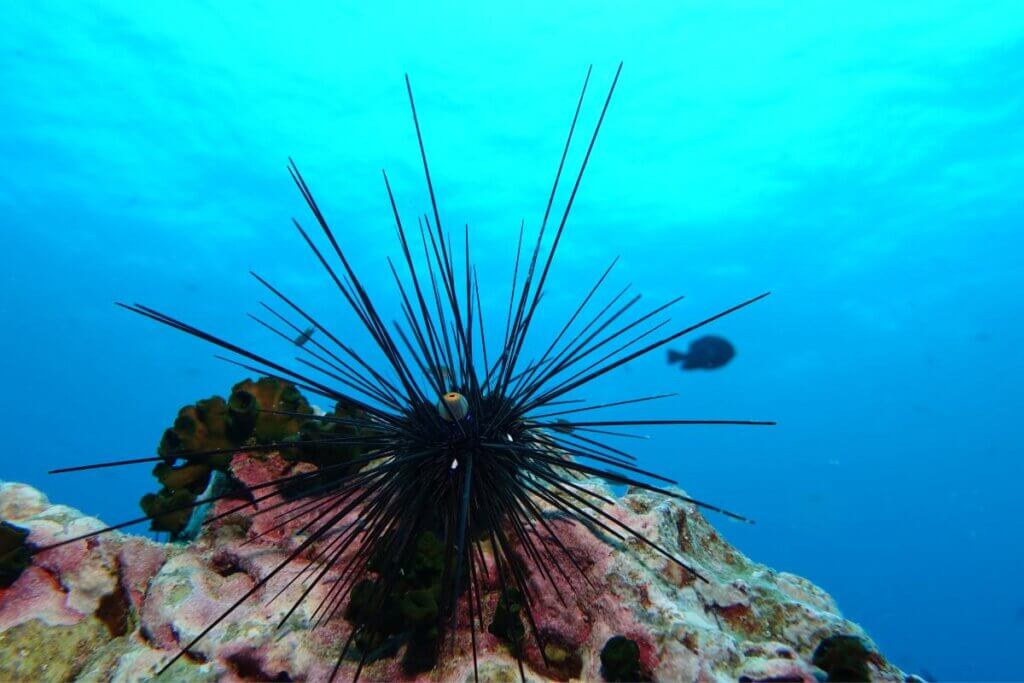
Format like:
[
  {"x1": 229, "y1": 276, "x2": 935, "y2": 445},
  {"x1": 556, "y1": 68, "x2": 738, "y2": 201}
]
[
  {"x1": 600, "y1": 635, "x2": 649, "y2": 682},
  {"x1": 812, "y1": 634, "x2": 872, "y2": 682},
  {"x1": 488, "y1": 588, "x2": 526, "y2": 654},
  {"x1": 0, "y1": 521, "x2": 32, "y2": 587},
  {"x1": 278, "y1": 401, "x2": 371, "y2": 498},
  {"x1": 344, "y1": 531, "x2": 445, "y2": 674}
]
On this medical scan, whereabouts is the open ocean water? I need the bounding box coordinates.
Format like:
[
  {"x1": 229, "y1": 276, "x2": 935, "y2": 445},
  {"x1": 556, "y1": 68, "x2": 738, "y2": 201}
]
[{"x1": 2, "y1": 2, "x2": 1022, "y2": 680}]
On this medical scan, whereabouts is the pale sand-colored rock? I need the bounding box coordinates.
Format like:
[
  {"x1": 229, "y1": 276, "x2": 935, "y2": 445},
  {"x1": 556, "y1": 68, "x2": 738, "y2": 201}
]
[{"x1": 0, "y1": 469, "x2": 906, "y2": 682}]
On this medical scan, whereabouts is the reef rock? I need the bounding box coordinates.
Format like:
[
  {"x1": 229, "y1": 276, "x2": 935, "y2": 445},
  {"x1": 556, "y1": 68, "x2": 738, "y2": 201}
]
[{"x1": 0, "y1": 463, "x2": 906, "y2": 682}]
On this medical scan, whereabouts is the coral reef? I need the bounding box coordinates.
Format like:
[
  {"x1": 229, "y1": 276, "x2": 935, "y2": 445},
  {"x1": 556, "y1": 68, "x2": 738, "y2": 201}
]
[{"x1": 0, "y1": 462, "x2": 906, "y2": 682}]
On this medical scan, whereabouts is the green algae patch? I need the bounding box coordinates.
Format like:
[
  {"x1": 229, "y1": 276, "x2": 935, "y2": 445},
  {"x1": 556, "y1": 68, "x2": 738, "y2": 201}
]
[
  {"x1": 0, "y1": 617, "x2": 119, "y2": 681},
  {"x1": 542, "y1": 635, "x2": 584, "y2": 681},
  {"x1": 166, "y1": 579, "x2": 193, "y2": 608}
]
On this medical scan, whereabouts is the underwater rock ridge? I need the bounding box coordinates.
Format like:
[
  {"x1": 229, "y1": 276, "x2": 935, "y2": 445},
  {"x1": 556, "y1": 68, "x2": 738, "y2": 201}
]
[{"x1": 0, "y1": 468, "x2": 904, "y2": 682}]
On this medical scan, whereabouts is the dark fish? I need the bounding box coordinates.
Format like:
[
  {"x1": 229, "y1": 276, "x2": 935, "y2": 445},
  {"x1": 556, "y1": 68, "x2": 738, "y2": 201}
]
[
  {"x1": 293, "y1": 325, "x2": 315, "y2": 347},
  {"x1": 551, "y1": 418, "x2": 574, "y2": 434},
  {"x1": 668, "y1": 334, "x2": 735, "y2": 370},
  {"x1": 427, "y1": 362, "x2": 455, "y2": 388}
]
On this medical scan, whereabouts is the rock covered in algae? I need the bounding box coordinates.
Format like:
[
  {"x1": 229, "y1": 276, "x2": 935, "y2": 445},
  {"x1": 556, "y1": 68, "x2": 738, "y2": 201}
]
[{"x1": 0, "y1": 468, "x2": 907, "y2": 682}]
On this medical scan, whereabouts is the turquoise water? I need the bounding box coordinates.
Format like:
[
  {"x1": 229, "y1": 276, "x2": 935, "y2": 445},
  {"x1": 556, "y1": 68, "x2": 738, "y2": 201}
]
[{"x1": 3, "y1": 2, "x2": 1022, "y2": 679}]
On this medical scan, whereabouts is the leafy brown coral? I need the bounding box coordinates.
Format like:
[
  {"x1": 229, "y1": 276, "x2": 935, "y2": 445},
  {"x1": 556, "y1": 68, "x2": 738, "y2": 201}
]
[
  {"x1": 158, "y1": 396, "x2": 237, "y2": 467},
  {"x1": 142, "y1": 377, "x2": 317, "y2": 536},
  {"x1": 229, "y1": 376, "x2": 312, "y2": 442}
]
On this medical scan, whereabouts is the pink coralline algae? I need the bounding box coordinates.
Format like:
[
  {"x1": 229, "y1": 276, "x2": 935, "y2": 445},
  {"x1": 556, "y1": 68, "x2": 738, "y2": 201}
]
[{"x1": 0, "y1": 456, "x2": 906, "y2": 682}]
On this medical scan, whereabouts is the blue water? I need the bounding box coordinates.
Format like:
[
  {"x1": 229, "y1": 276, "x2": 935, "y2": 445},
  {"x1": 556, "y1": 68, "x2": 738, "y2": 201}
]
[{"x1": 3, "y1": 2, "x2": 1022, "y2": 680}]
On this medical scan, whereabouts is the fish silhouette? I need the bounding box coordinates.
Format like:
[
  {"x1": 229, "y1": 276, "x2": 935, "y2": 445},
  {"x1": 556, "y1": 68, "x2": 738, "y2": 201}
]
[
  {"x1": 293, "y1": 325, "x2": 315, "y2": 347},
  {"x1": 425, "y1": 362, "x2": 457, "y2": 390},
  {"x1": 667, "y1": 335, "x2": 735, "y2": 370}
]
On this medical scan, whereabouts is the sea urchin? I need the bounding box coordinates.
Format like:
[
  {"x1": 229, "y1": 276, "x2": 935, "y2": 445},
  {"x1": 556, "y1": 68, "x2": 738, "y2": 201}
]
[{"x1": 28, "y1": 64, "x2": 772, "y2": 680}]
